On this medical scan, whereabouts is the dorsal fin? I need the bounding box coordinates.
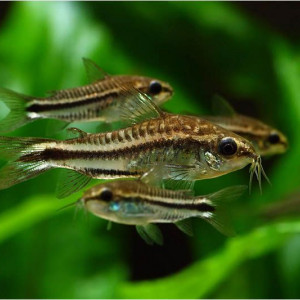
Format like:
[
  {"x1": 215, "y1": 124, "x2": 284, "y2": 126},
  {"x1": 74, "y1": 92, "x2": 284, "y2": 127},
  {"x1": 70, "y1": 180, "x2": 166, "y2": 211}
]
[
  {"x1": 82, "y1": 58, "x2": 110, "y2": 83},
  {"x1": 119, "y1": 87, "x2": 164, "y2": 125},
  {"x1": 66, "y1": 127, "x2": 89, "y2": 138},
  {"x1": 212, "y1": 94, "x2": 236, "y2": 117}
]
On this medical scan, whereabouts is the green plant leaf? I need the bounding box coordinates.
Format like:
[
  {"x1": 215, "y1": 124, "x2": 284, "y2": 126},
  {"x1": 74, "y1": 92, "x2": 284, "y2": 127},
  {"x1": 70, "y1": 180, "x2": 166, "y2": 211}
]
[{"x1": 118, "y1": 219, "x2": 300, "y2": 299}]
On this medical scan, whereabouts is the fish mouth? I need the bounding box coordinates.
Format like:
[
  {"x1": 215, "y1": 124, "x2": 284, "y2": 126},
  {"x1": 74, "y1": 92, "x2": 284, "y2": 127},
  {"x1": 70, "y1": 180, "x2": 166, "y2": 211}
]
[{"x1": 249, "y1": 155, "x2": 270, "y2": 193}]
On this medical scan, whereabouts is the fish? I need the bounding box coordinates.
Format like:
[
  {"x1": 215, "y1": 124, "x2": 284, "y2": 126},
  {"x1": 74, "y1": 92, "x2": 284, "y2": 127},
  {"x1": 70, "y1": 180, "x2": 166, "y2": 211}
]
[
  {"x1": 79, "y1": 178, "x2": 247, "y2": 245},
  {"x1": 0, "y1": 58, "x2": 173, "y2": 133},
  {"x1": 202, "y1": 96, "x2": 288, "y2": 156},
  {"x1": 0, "y1": 88, "x2": 264, "y2": 198}
]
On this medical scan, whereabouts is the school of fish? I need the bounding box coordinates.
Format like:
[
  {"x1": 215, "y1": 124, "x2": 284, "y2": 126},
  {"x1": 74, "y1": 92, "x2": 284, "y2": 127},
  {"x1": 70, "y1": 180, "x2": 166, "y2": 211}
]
[{"x1": 0, "y1": 59, "x2": 288, "y2": 245}]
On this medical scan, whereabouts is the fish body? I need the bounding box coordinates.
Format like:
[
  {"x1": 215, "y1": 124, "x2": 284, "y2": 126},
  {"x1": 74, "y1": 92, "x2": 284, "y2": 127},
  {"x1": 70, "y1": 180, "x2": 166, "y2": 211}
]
[
  {"x1": 0, "y1": 59, "x2": 173, "y2": 133},
  {"x1": 0, "y1": 113, "x2": 258, "y2": 195},
  {"x1": 26, "y1": 75, "x2": 172, "y2": 123},
  {"x1": 81, "y1": 180, "x2": 247, "y2": 244},
  {"x1": 203, "y1": 114, "x2": 288, "y2": 156},
  {"x1": 202, "y1": 95, "x2": 288, "y2": 156},
  {"x1": 0, "y1": 89, "x2": 263, "y2": 196},
  {"x1": 83, "y1": 180, "x2": 218, "y2": 225}
]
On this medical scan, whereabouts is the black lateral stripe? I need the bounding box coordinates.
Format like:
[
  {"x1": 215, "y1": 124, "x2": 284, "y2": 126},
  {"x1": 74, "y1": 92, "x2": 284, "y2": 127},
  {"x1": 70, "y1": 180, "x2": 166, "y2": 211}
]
[
  {"x1": 27, "y1": 91, "x2": 119, "y2": 112},
  {"x1": 145, "y1": 198, "x2": 216, "y2": 212},
  {"x1": 84, "y1": 168, "x2": 140, "y2": 177},
  {"x1": 37, "y1": 138, "x2": 200, "y2": 161}
]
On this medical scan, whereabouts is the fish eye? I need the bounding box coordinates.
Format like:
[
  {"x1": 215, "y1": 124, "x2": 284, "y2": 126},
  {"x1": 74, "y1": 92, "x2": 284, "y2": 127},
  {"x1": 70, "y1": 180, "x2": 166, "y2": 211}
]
[
  {"x1": 149, "y1": 81, "x2": 162, "y2": 95},
  {"x1": 99, "y1": 188, "x2": 113, "y2": 202},
  {"x1": 268, "y1": 133, "x2": 280, "y2": 144},
  {"x1": 109, "y1": 201, "x2": 120, "y2": 212},
  {"x1": 218, "y1": 137, "x2": 238, "y2": 156}
]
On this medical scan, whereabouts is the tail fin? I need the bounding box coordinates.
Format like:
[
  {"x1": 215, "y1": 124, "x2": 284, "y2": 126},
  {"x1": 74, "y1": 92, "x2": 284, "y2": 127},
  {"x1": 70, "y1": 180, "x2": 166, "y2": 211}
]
[
  {"x1": 201, "y1": 185, "x2": 247, "y2": 236},
  {"x1": 0, "y1": 88, "x2": 33, "y2": 133},
  {"x1": 0, "y1": 136, "x2": 52, "y2": 189}
]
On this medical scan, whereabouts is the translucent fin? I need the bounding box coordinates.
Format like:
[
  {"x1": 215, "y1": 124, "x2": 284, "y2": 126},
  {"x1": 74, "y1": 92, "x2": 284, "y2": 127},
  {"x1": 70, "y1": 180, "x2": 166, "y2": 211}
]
[
  {"x1": 201, "y1": 185, "x2": 247, "y2": 236},
  {"x1": 56, "y1": 169, "x2": 92, "y2": 199},
  {"x1": 0, "y1": 160, "x2": 49, "y2": 190},
  {"x1": 56, "y1": 200, "x2": 78, "y2": 213},
  {"x1": 162, "y1": 164, "x2": 196, "y2": 191},
  {"x1": 119, "y1": 88, "x2": 163, "y2": 125},
  {"x1": 140, "y1": 164, "x2": 195, "y2": 191},
  {"x1": 0, "y1": 135, "x2": 49, "y2": 160},
  {"x1": 163, "y1": 179, "x2": 195, "y2": 191},
  {"x1": 107, "y1": 221, "x2": 113, "y2": 231},
  {"x1": 211, "y1": 94, "x2": 236, "y2": 117},
  {"x1": 45, "y1": 119, "x2": 69, "y2": 136},
  {"x1": 0, "y1": 135, "x2": 53, "y2": 189},
  {"x1": 67, "y1": 127, "x2": 89, "y2": 138},
  {"x1": 139, "y1": 166, "x2": 165, "y2": 187},
  {"x1": 0, "y1": 87, "x2": 33, "y2": 133},
  {"x1": 175, "y1": 219, "x2": 194, "y2": 236},
  {"x1": 208, "y1": 185, "x2": 247, "y2": 204},
  {"x1": 82, "y1": 57, "x2": 109, "y2": 83},
  {"x1": 136, "y1": 224, "x2": 163, "y2": 246}
]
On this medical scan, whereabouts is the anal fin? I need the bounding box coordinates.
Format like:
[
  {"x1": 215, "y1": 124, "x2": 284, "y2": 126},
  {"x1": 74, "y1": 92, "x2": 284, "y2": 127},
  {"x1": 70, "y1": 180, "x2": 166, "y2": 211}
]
[
  {"x1": 136, "y1": 224, "x2": 163, "y2": 246},
  {"x1": 56, "y1": 169, "x2": 92, "y2": 199},
  {"x1": 175, "y1": 219, "x2": 194, "y2": 236}
]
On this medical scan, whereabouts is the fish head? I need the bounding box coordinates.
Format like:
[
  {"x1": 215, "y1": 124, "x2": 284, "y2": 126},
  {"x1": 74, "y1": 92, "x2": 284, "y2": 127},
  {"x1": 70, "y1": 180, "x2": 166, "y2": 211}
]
[
  {"x1": 201, "y1": 134, "x2": 257, "y2": 176},
  {"x1": 133, "y1": 76, "x2": 173, "y2": 105},
  {"x1": 198, "y1": 126, "x2": 268, "y2": 191},
  {"x1": 233, "y1": 115, "x2": 288, "y2": 156},
  {"x1": 81, "y1": 181, "x2": 145, "y2": 224},
  {"x1": 257, "y1": 129, "x2": 288, "y2": 156},
  {"x1": 188, "y1": 116, "x2": 260, "y2": 180}
]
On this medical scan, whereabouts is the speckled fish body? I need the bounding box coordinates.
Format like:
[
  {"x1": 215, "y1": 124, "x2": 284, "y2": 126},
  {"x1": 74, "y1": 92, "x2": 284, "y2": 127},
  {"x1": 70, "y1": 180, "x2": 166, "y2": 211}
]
[
  {"x1": 82, "y1": 180, "x2": 219, "y2": 225},
  {"x1": 0, "y1": 112, "x2": 259, "y2": 195},
  {"x1": 0, "y1": 59, "x2": 173, "y2": 133},
  {"x1": 203, "y1": 114, "x2": 288, "y2": 156},
  {"x1": 0, "y1": 89, "x2": 264, "y2": 197},
  {"x1": 201, "y1": 95, "x2": 288, "y2": 156},
  {"x1": 26, "y1": 75, "x2": 173, "y2": 123},
  {"x1": 80, "y1": 180, "x2": 246, "y2": 242}
]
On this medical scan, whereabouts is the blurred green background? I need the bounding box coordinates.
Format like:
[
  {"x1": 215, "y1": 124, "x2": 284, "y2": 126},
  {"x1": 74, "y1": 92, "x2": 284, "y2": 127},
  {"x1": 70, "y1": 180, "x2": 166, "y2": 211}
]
[{"x1": 0, "y1": 2, "x2": 299, "y2": 298}]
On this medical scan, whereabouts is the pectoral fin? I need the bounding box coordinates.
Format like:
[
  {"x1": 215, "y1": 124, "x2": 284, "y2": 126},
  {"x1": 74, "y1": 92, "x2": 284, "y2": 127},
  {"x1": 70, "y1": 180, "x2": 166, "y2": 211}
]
[
  {"x1": 107, "y1": 221, "x2": 113, "y2": 231},
  {"x1": 162, "y1": 164, "x2": 196, "y2": 191},
  {"x1": 139, "y1": 164, "x2": 195, "y2": 192}
]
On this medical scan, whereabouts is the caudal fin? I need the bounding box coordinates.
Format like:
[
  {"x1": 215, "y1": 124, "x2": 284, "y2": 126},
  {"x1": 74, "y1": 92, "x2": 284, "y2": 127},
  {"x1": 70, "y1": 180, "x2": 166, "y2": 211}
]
[
  {"x1": 0, "y1": 136, "x2": 52, "y2": 189},
  {"x1": 201, "y1": 185, "x2": 247, "y2": 236},
  {"x1": 0, "y1": 88, "x2": 33, "y2": 133}
]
